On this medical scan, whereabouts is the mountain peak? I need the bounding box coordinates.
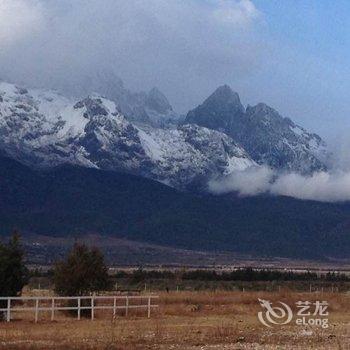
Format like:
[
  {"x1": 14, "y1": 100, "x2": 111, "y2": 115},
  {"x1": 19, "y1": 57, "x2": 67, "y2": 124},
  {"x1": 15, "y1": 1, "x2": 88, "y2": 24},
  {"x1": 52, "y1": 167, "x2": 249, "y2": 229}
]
[
  {"x1": 205, "y1": 85, "x2": 242, "y2": 108},
  {"x1": 246, "y1": 102, "x2": 280, "y2": 117},
  {"x1": 148, "y1": 87, "x2": 164, "y2": 97},
  {"x1": 214, "y1": 84, "x2": 234, "y2": 93},
  {"x1": 185, "y1": 85, "x2": 244, "y2": 132},
  {"x1": 185, "y1": 86, "x2": 328, "y2": 174},
  {"x1": 145, "y1": 87, "x2": 172, "y2": 114}
]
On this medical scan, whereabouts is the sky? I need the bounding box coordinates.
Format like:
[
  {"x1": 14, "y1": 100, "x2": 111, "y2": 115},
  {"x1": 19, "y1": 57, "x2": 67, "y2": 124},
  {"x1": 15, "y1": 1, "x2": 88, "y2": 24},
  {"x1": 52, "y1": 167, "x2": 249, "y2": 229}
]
[
  {"x1": 1, "y1": 0, "x2": 350, "y2": 141},
  {"x1": 246, "y1": 0, "x2": 350, "y2": 141}
]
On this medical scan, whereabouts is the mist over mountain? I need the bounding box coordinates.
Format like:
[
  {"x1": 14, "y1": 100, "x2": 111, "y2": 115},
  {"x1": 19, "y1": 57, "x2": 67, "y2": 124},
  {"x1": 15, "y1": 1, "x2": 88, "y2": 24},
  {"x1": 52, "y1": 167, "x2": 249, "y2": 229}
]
[
  {"x1": 1, "y1": 70, "x2": 350, "y2": 261},
  {"x1": 0, "y1": 0, "x2": 263, "y2": 116},
  {"x1": 51, "y1": 70, "x2": 181, "y2": 128},
  {"x1": 0, "y1": 78, "x2": 339, "y2": 198},
  {"x1": 0, "y1": 77, "x2": 334, "y2": 192},
  {"x1": 0, "y1": 80, "x2": 255, "y2": 190}
]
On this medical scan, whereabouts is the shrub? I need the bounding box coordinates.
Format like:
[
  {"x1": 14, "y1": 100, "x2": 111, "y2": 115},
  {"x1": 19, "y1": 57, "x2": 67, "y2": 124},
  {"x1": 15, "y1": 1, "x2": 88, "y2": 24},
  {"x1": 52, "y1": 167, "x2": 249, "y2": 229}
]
[{"x1": 53, "y1": 242, "x2": 112, "y2": 296}]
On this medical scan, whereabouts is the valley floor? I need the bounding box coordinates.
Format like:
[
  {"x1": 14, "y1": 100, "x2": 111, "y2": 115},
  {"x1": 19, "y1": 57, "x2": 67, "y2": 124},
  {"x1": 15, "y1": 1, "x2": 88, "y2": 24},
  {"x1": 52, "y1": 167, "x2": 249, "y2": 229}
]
[
  {"x1": 24, "y1": 233, "x2": 350, "y2": 269},
  {"x1": 0, "y1": 291, "x2": 349, "y2": 349}
]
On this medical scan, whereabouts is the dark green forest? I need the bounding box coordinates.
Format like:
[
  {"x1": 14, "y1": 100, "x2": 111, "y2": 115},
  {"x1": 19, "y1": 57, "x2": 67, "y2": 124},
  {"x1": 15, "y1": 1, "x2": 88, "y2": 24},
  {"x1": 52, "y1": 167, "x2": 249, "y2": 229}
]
[{"x1": 0, "y1": 155, "x2": 350, "y2": 259}]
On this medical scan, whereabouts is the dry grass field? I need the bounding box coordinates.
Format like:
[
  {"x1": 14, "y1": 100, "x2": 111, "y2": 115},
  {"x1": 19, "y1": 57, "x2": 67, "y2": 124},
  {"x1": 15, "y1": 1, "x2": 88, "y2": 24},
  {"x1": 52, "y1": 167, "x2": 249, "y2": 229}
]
[{"x1": 0, "y1": 290, "x2": 349, "y2": 349}]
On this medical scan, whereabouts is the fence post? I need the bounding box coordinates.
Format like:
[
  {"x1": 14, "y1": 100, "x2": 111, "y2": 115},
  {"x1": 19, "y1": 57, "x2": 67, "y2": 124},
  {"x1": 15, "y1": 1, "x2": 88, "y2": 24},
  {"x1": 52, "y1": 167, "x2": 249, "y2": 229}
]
[
  {"x1": 91, "y1": 296, "x2": 94, "y2": 320},
  {"x1": 147, "y1": 297, "x2": 151, "y2": 318},
  {"x1": 35, "y1": 298, "x2": 39, "y2": 323},
  {"x1": 125, "y1": 296, "x2": 129, "y2": 317},
  {"x1": 0, "y1": 295, "x2": 158, "y2": 323},
  {"x1": 78, "y1": 297, "x2": 81, "y2": 320},
  {"x1": 6, "y1": 298, "x2": 11, "y2": 322},
  {"x1": 51, "y1": 298, "x2": 55, "y2": 321},
  {"x1": 113, "y1": 297, "x2": 116, "y2": 319}
]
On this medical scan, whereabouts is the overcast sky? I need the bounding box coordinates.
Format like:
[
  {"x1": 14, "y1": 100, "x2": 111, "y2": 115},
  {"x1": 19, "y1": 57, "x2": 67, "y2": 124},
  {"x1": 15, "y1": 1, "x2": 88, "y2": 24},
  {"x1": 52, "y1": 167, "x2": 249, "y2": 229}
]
[{"x1": 1, "y1": 0, "x2": 350, "y2": 141}]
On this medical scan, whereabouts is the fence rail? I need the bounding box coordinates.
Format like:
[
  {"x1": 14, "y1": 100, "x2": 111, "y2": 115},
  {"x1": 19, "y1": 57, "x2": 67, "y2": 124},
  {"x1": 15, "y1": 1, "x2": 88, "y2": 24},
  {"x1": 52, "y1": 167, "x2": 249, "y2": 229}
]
[{"x1": 0, "y1": 295, "x2": 159, "y2": 322}]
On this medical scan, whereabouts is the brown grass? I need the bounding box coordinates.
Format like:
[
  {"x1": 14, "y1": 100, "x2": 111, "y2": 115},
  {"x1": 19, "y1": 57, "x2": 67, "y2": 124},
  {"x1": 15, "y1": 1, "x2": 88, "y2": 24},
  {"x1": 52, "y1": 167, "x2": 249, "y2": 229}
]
[{"x1": 0, "y1": 290, "x2": 349, "y2": 349}]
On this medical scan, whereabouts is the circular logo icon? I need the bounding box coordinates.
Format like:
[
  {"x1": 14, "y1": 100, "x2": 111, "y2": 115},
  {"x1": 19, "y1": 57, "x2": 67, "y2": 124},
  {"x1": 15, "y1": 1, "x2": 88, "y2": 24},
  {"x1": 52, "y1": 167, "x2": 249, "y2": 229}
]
[{"x1": 258, "y1": 298, "x2": 293, "y2": 327}]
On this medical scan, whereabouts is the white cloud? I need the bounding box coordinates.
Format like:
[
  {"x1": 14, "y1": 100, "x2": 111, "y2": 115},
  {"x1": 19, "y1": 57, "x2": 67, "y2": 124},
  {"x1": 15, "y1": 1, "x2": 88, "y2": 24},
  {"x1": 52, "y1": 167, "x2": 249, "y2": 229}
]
[
  {"x1": 209, "y1": 166, "x2": 273, "y2": 196},
  {"x1": 213, "y1": 0, "x2": 261, "y2": 26},
  {"x1": 271, "y1": 171, "x2": 350, "y2": 202},
  {"x1": 209, "y1": 166, "x2": 350, "y2": 203},
  {"x1": 0, "y1": 0, "x2": 44, "y2": 46},
  {"x1": 0, "y1": 0, "x2": 264, "y2": 111}
]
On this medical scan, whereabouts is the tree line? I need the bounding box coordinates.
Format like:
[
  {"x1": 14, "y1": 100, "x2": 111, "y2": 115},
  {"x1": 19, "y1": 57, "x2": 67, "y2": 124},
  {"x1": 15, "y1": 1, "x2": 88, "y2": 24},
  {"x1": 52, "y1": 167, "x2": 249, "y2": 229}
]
[
  {"x1": 1, "y1": 232, "x2": 349, "y2": 305},
  {"x1": 114, "y1": 268, "x2": 350, "y2": 282}
]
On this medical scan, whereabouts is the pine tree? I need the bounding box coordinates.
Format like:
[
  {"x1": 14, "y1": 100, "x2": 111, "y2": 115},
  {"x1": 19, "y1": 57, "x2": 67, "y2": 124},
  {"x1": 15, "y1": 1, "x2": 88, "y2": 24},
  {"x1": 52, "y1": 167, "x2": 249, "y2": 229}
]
[
  {"x1": 0, "y1": 233, "x2": 28, "y2": 297},
  {"x1": 0, "y1": 233, "x2": 29, "y2": 320},
  {"x1": 53, "y1": 243, "x2": 111, "y2": 296}
]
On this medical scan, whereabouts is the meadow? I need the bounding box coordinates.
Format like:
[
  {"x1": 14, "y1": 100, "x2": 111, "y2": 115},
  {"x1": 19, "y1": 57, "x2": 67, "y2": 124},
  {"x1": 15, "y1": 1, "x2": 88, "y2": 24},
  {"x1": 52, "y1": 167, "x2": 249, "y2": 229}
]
[{"x1": 0, "y1": 289, "x2": 349, "y2": 349}]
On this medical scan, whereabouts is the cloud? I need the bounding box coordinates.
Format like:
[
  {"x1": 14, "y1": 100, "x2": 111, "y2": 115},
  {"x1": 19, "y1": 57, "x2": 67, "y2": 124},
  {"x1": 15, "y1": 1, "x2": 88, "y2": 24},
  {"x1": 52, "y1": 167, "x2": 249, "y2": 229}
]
[
  {"x1": 209, "y1": 166, "x2": 350, "y2": 203},
  {"x1": 213, "y1": 0, "x2": 260, "y2": 26},
  {"x1": 0, "y1": 0, "x2": 264, "y2": 111},
  {"x1": 209, "y1": 166, "x2": 273, "y2": 196},
  {"x1": 0, "y1": 0, "x2": 44, "y2": 46},
  {"x1": 270, "y1": 171, "x2": 350, "y2": 202}
]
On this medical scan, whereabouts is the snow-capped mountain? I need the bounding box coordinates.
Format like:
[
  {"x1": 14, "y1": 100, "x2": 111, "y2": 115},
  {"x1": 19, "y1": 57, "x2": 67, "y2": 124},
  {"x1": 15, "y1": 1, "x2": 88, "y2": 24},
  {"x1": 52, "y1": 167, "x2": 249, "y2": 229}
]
[
  {"x1": 0, "y1": 81, "x2": 254, "y2": 189},
  {"x1": 186, "y1": 85, "x2": 328, "y2": 174},
  {"x1": 0, "y1": 80, "x2": 330, "y2": 190},
  {"x1": 50, "y1": 70, "x2": 182, "y2": 128}
]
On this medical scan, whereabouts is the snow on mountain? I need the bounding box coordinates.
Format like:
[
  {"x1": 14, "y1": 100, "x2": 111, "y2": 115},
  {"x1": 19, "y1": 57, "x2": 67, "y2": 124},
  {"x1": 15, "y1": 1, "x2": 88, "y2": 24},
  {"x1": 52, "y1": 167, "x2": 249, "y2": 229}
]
[
  {"x1": 137, "y1": 124, "x2": 254, "y2": 186},
  {"x1": 0, "y1": 80, "x2": 330, "y2": 190},
  {"x1": 245, "y1": 103, "x2": 328, "y2": 173},
  {"x1": 186, "y1": 85, "x2": 329, "y2": 174},
  {"x1": 49, "y1": 70, "x2": 182, "y2": 128},
  {"x1": 0, "y1": 81, "x2": 254, "y2": 189},
  {"x1": 0, "y1": 82, "x2": 90, "y2": 167}
]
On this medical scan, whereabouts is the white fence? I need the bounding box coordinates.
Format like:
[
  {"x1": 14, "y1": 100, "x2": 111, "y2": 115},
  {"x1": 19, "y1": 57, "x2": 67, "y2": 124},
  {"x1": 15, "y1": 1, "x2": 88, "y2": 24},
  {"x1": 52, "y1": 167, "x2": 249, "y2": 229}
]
[{"x1": 0, "y1": 295, "x2": 159, "y2": 322}]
